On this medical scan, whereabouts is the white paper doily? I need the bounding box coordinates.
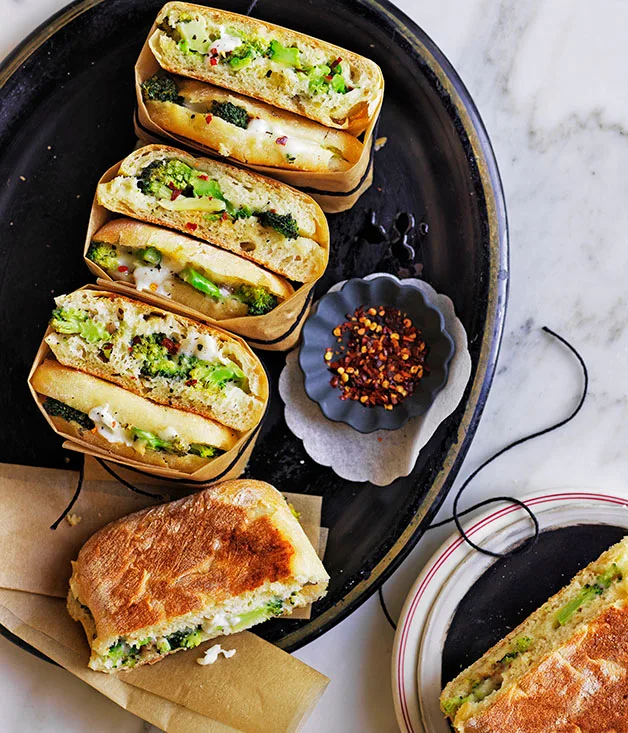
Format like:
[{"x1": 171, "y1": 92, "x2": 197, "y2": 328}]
[{"x1": 278, "y1": 274, "x2": 471, "y2": 486}]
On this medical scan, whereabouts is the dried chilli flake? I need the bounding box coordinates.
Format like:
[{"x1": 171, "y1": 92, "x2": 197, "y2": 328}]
[{"x1": 325, "y1": 305, "x2": 428, "y2": 409}]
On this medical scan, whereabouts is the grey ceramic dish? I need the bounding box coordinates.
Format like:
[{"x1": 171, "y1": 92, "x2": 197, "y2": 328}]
[{"x1": 299, "y1": 276, "x2": 455, "y2": 433}]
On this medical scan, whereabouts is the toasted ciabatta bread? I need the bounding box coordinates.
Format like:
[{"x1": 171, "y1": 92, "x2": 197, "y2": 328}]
[
  {"x1": 67, "y1": 479, "x2": 330, "y2": 671},
  {"x1": 141, "y1": 73, "x2": 364, "y2": 172},
  {"x1": 149, "y1": 2, "x2": 383, "y2": 135},
  {"x1": 441, "y1": 536, "x2": 628, "y2": 732},
  {"x1": 32, "y1": 360, "x2": 237, "y2": 473},
  {"x1": 97, "y1": 145, "x2": 329, "y2": 282},
  {"x1": 45, "y1": 289, "x2": 267, "y2": 432},
  {"x1": 88, "y1": 219, "x2": 294, "y2": 320}
]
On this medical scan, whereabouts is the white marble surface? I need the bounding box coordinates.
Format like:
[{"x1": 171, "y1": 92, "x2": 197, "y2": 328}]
[{"x1": 2, "y1": 0, "x2": 628, "y2": 730}]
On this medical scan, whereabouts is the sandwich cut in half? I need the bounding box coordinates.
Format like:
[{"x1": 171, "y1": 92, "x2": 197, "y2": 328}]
[
  {"x1": 87, "y1": 219, "x2": 294, "y2": 320},
  {"x1": 140, "y1": 72, "x2": 364, "y2": 172},
  {"x1": 97, "y1": 144, "x2": 329, "y2": 283},
  {"x1": 441, "y1": 535, "x2": 628, "y2": 732},
  {"x1": 32, "y1": 360, "x2": 237, "y2": 473},
  {"x1": 149, "y1": 2, "x2": 384, "y2": 135},
  {"x1": 44, "y1": 289, "x2": 267, "y2": 432},
  {"x1": 67, "y1": 479, "x2": 329, "y2": 671}
]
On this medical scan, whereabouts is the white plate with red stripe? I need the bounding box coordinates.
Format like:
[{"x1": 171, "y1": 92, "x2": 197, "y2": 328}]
[{"x1": 391, "y1": 489, "x2": 628, "y2": 733}]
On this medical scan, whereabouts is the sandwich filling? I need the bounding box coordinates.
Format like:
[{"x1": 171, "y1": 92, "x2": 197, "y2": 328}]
[
  {"x1": 158, "y1": 12, "x2": 357, "y2": 99},
  {"x1": 118, "y1": 156, "x2": 300, "y2": 239},
  {"x1": 44, "y1": 292, "x2": 265, "y2": 431},
  {"x1": 141, "y1": 73, "x2": 353, "y2": 169},
  {"x1": 43, "y1": 397, "x2": 222, "y2": 460},
  {"x1": 441, "y1": 560, "x2": 626, "y2": 722},
  {"x1": 48, "y1": 306, "x2": 248, "y2": 391},
  {"x1": 87, "y1": 239, "x2": 279, "y2": 316},
  {"x1": 73, "y1": 590, "x2": 309, "y2": 670}
]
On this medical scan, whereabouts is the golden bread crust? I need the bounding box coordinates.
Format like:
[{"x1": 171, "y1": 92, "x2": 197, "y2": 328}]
[
  {"x1": 68, "y1": 480, "x2": 326, "y2": 651},
  {"x1": 96, "y1": 144, "x2": 330, "y2": 282},
  {"x1": 144, "y1": 79, "x2": 363, "y2": 171},
  {"x1": 460, "y1": 603, "x2": 628, "y2": 732},
  {"x1": 92, "y1": 218, "x2": 294, "y2": 301},
  {"x1": 150, "y1": 2, "x2": 383, "y2": 134}
]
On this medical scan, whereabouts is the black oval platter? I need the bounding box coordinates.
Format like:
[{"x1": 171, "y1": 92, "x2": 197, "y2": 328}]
[{"x1": 0, "y1": 0, "x2": 508, "y2": 657}]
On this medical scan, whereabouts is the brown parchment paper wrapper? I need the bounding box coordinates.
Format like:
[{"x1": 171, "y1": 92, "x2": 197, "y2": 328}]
[
  {"x1": 0, "y1": 462, "x2": 329, "y2": 732},
  {"x1": 27, "y1": 284, "x2": 269, "y2": 484},
  {"x1": 134, "y1": 28, "x2": 383, "y2": 214},
  {"x1": 86, "y1": 161, "x2": 329, "y2": 351}
]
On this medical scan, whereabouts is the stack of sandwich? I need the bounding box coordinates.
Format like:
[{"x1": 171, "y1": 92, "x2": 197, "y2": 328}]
[
  {"x1": 29, "y1": 287, "x2": 268, "y2": 476},
  {"x1": 87, "y1": 142, "x2": 329, "y2": 337},
  {"x1": 136, "y1": 2, "x2": 384, "y2": 183}
]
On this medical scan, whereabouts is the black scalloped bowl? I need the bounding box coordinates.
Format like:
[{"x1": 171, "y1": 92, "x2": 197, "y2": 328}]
[{"x1": 299, "y1": 276, "x2": 455, "y2": 433}]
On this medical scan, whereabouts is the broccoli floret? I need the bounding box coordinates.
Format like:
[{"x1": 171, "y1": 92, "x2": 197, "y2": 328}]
[
  {"x1": 308, "y1": 64, "x2": 332, "y2": 94},
  {"x1": 43, "y1": 397, "x2": 94, "y2": 430},
  {"x1": 130, "y1": 334, "x2": 246, "y2": 390},
  {"x1": 331, "y1": 71, "x2": 348, "y2": 93},
  {"x1": 498, "y1": 635, "x2": 532, "y2": 665},
  {"x1": 141, "y1": 72, "x2": 183, "y2": 104},
  {"x1": 257, "y1": 211, "x2": 299, "y2": 239},
  {"x1": 87, "y1": 241, "x2": 119, "y2": 271},
  {"x1": 189, "y1": 361, "x2": 247, "y2": 390},
  {"x1": 210, "y1": 100, "x2": 251, "y2": 129},
  {"x1": 136, "y1": 246, "x2": 162, "y2": 266},
  {"x1": 189, "y1": 443, "x2": 223, "y2": 459},
  {"x1": 130, "y1": 333, "x2": 191, "y2": 379},
  {"x1": 166, "y1": 627, "x2": 203, "y2": 649},
  {"x1": 182, "y1": 630, "x2": 203, "y2": 648},
  {"x1": 50, "y1": 307, "x2": 109, "y2": 343},
  {"x1": 106, "y1": 643, "x2": 127, "y2": 663},
  {"x1": 267, "y1": 598, "x2": 285, "y2": 616},
  {"x1": 179, "y1": 267, "x2": 222, "y2": 299},
  {"x1": 228, "y1": 44, "x2": 258, "y2": 70},
  {"x1": 442, "y1": 695, "x2": 473, "y2": 717},
  {"x1": 234, "y1": 284, "x2": 278, "y2": 315},
  {"x1": 131, "y1": 428, "x2": 186, "y2": 455},
  {"x1": 167, "y1": 629, "x2": 192, "y2": 649},
  {"x1": 156, "y1": 639, "x2": 171, "y2": 654},
  {"x1": 137, "y1": 159, "x2": 193, "y2": 199},
  {"x1": 267, "y1": 39, "x2": 301, "y2": 67},
  {"x1": 232, "y1": 205, "x2": 253, "y2": 220}
]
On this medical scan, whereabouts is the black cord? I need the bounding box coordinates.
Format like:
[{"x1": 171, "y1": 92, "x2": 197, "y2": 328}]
[
  {"x1": 50, "y1": 460, "x2": 85, "y2": 530},
  {"x1": 378, "y1": 586, "x2": 397, "y2": 631},
  {"x1": 444, "y1": 326, "x2": 588, "y2": 558},
  {"x1": 376, "y1": 325, "x2": 589, "y2": 629},
  {"x1": 95, "y1": 459, "x2": 168, "y2": 501}
]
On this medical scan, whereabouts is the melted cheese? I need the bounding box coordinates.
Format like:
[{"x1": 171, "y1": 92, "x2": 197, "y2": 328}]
[
  {"x1": 88, "y1": 405, "x2": 134, "y2": 447},
  {"x1": 247, "y1": 117, "x2": 326, "y2": 160},
  {"x1": 197, "y1": 644, "x2": 236, "y2": 666},
  {"x1": 157, "y1": 196, "x2": 225, "y2": 212},
  {"x1": 178, "y1": 332, "x2": 227, "y2": 364},
  {"x1": 210, "y1": 28, "x2": 243, "y2": 56},
  {"x1": 133, "y1": 262, "x2": 174, "y2": 297}
]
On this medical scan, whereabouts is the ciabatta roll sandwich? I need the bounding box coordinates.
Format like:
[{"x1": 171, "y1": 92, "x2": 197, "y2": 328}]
[
  {"x1": 87, "y1": 218, "x2": 294, "y2": 320},
  {"x1": 32, "y1": 360, "x2": 237, "y2": 473},
  {"x1": 97, "y1": 144, "x2": 329, "y2": 283},
  {"x1": 68, "y1": 479, "x2": 329, "y2": 671},
  {"x1": 441, "y1": 535, "x2": 628, "y2": 732},
  {"x1": 42, "y1": 289, "x2": 267, "y2": 432},
  {"x1": 140, "y1": 72, "x2": 364, "y2": 172},
  {"x1": 149, "y1": 2, "x2": 383, "y2": 135}
]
